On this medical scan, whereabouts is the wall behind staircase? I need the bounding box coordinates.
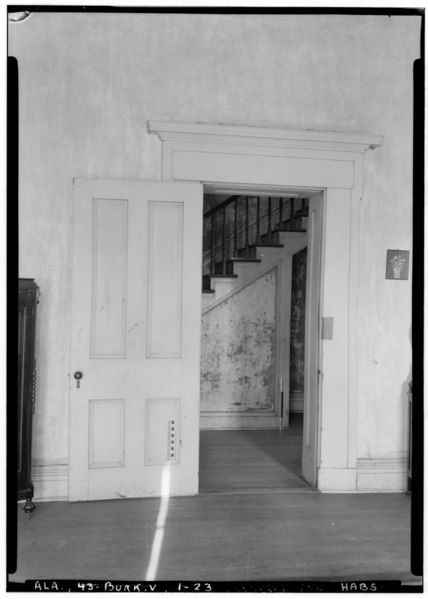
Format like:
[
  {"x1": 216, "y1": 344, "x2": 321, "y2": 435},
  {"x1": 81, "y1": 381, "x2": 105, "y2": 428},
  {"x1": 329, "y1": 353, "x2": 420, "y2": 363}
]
[
  {"x1": 9, "y1": 13, "x2": 419, "y2": 496},
  {"x1": 201, "y1": 271, "x2": 276, "y2": 425}
]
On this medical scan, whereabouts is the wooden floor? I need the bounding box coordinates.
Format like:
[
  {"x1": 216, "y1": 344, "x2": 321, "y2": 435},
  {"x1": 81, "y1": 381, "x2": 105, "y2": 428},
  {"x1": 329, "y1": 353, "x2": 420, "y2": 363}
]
[
  {"x1": 199, "y1": 414, "x2": 313, "y2": 493},
  {"x1": 9, "y1": 417, "x2": 415, "y2": 585},
  {"x1": 10, "y1": 492, "x2": 413, "y2": 583}
]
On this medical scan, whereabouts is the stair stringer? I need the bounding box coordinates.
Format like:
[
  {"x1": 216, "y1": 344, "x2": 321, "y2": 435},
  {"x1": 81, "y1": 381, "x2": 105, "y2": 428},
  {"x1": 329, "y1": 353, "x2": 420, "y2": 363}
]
[
  {"x1": 201, "y1": 231, "x2": 308, "y2": 430},
  {"x1": 202, "y1": 232, "x2": 307, "y2": 315}
]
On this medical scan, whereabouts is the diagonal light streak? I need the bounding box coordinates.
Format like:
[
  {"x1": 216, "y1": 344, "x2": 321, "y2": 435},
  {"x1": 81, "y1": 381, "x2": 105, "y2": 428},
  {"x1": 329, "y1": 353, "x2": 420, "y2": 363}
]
[{"x1": 145, "y1": 465, "x2": 171, "y2": 581}]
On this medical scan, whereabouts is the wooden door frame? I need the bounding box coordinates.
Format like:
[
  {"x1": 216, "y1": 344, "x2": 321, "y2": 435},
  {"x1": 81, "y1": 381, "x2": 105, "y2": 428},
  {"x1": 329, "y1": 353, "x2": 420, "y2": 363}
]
[{"x1": 148, "y1": 121, "x2": 383, "y2": 491}]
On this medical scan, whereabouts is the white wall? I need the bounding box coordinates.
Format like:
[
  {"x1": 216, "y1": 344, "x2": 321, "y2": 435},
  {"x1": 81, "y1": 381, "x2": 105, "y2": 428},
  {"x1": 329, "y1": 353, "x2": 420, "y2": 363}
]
[{"x1": 8, "y1": 13, "x2": 419, "y2": 496}]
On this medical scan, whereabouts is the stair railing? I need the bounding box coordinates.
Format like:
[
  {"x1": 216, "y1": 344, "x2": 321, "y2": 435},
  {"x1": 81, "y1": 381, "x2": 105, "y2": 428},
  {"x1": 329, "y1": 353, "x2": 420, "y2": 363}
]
[{"x1": 203, "y1": 195, "x2": 308, "y2": 280}]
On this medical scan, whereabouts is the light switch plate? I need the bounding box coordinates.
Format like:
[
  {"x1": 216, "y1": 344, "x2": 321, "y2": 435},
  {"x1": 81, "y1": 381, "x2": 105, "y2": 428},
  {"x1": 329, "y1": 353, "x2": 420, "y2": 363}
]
[{"x1": 322, "y1": 317, "x2": 334, "y2": 340}]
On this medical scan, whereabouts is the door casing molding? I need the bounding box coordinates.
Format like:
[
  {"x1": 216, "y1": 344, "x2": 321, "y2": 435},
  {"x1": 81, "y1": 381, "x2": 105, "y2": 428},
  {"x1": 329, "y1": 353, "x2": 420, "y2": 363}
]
[{"x1": 148, "y1": 120, "x2": 383, "y2": 491}]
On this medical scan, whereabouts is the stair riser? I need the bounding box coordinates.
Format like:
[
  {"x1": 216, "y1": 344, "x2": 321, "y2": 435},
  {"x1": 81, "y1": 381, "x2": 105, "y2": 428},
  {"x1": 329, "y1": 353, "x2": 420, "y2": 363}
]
[
  {"x1": 277, "y1": 216, "x2": 308, "y2": 231},
  {"x1": 204, "y1": 231, "x2": 307, "y2": 293},
  {"x1": 202, "y1": 275, "x2": 211, "y2": 291},
  {"x1": 202, "y1": 233, "x2": 308, "y2": 312},
  {"x1": 236, "y1": 246, "x2": 259, "y2": 259},
  {"x1": 260, "y1": 231, "x2": 281, "y2": 245}
]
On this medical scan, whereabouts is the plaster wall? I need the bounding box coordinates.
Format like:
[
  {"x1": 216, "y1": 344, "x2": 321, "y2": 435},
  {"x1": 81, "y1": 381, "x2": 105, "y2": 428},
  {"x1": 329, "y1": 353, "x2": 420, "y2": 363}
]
[
  {"x1": 201, "y1": 271, "x2": 276, "y2": 420},
  {"x1": 9, "y1": 13, "x2": 419, "y2": 495}
]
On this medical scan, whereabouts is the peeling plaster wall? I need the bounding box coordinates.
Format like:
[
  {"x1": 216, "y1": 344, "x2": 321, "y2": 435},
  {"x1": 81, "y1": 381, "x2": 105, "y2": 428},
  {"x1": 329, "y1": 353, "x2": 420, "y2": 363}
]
[
  {"x1": 201, "y1": 271, "x2": 276, "y2": 418},
  {"x1": 8, "y1": 13, "x2": 419, "y2": 488}
]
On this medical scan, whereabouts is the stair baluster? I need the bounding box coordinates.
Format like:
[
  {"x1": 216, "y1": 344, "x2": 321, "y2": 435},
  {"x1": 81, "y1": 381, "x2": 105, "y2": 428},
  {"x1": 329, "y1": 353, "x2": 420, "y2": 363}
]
[
  {"x1": 245, "y1": 196, "x2": 250, "y2": 257},
  {"x1": 267, "y1": 196, "x2": 272, "y2": 244},
  {"x1": 290, "y1": 198, "x2": 295, "y2": 230},
  {"x1": 210, "y1": 212, "x2": 215, "y2": 275},
  {"x1": 221, "y1": 205, "x2": 226, "y2": 274},
  {"x1": 256, "y1": 196, "x2": 261, "y2": 244},
  {"x1": 279, "y1": 197, "x2": 284, "y2": 228},
  {"x1": 234, "y1": 197, "x2": 238, "y2": 256}
]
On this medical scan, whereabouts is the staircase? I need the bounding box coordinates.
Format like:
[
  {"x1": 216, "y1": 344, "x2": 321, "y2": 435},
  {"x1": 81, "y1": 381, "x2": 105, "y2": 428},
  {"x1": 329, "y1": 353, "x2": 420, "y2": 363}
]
[
  {"x1": 202, "y1": 195, "x2": 308, "y2": 311},
  {"x1": 200, "y1": 194, "x2": 309, "y2": 430}
]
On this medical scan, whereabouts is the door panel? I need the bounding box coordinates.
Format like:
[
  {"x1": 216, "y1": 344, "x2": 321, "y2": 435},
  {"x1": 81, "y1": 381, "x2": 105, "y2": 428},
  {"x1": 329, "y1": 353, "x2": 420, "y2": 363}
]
[
  {"x1": 301, "y1": 192, "x2": 323, "y2": 486},
  {"x1": 69, "y1": 179, "x2": 202, "y2": 501},
  {"x1": 90, "y1": 198, "x2": 128, "y2": 358}
]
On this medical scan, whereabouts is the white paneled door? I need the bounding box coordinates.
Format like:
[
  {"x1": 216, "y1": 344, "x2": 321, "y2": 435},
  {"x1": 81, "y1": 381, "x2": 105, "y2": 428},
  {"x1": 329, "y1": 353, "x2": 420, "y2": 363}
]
[
  {"x1": 302, "y1": 192, "x2": 323, "y2": 486},
  {"x1": 69, "y1": 179, "x2": 202, "y2": 501}
]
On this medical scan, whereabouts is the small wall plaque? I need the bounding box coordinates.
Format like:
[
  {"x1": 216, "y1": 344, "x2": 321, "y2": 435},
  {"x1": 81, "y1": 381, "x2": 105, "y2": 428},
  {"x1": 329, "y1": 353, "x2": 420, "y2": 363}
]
[{"x1": 386, "y1": 250, "x2": 410, "y2": 280}]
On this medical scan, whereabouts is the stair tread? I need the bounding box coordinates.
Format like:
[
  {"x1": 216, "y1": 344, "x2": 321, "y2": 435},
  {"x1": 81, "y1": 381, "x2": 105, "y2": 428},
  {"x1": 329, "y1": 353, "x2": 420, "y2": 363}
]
[
  {"x1": 253, "y1": 243, "x2": 284, "y2": 248},
  {"x1": 229, "y1": 257, "x2": 262, "y2": 263},
  {"x1": 209, "y1": 273, "x2": 238, "y2": 278},
  {"x1": 274, "y1": 228, "x2": 307, "y2": 233}
]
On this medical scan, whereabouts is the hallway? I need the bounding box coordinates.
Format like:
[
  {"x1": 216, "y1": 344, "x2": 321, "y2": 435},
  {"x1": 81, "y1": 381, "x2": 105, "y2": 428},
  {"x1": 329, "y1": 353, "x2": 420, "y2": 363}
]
[{"x1": 199, "y1": 414, "x2": 312, "y2": 493}]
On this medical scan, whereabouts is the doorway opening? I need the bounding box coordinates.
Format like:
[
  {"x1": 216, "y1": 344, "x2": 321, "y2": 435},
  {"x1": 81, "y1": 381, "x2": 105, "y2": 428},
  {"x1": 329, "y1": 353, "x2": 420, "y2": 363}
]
[
  {"x1": 198, "y1": 187, "x2": 320, "y2": 494},
  {"x1": 149, "y1": 119, "x2": 379, "y2": 494}
]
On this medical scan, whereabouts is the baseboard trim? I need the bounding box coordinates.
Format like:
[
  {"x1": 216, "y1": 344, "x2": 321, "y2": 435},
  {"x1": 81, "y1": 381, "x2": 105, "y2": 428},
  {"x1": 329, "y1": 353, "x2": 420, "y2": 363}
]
[
  {"x1": 29, "y1": 457, "x2": 407, "y2": 502},
  {"x1": 356, "y1": 457, "x2": 407, "y2": 492},
  {"x1": 357, "y1": 457, "x2": 406, "y2": 470},
  {"x1": 32, "y1": 461, "x2": 68, "y2": 501},
  {"x1": 200, "y1": 413, "x2": 282, "y2": 429},
  {"x1": 318, "y1": 468, "x2": 357, "y2": 491},
  {"x1": 318, "y1": 457, "x2": 407, "y2": 493}
]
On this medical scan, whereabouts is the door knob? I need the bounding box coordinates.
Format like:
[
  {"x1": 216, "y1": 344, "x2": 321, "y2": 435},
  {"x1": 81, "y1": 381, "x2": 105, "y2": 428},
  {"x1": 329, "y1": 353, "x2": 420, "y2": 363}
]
[{"x1": 74, "y1": 371, "x2": 83, "y2": 388}]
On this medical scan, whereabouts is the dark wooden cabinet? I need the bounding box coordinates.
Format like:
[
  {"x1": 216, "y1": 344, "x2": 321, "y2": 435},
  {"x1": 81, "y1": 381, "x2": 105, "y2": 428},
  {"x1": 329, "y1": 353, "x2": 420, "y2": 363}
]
[
  {"x1": 407, "y1": 381, "x2": 412, "y2": 493},
  {"x1": 18, "y1": 278, "x2": 38, "y2": 517}
]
